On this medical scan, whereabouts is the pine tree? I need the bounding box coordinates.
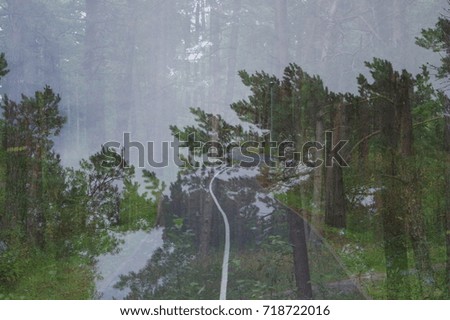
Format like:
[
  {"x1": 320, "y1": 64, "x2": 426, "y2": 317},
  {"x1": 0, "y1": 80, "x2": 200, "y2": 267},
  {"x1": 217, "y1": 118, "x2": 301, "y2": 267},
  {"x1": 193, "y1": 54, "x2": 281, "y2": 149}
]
[
  {"x1": 2, "y1": 85, "x2": 66, "y2": 247},
  {"x1": 416, "y1": 6, "x2": 450, "y2": 296},
  {"x1": 356, "y1": 58, "x2": 438, "y2": 298}
]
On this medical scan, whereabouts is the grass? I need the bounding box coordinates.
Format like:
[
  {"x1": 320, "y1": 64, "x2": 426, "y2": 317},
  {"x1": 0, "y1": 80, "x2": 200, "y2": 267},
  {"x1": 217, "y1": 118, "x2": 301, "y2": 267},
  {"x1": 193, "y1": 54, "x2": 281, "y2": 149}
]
[
  {"x1": 0, "y1": 249, "x2": 96, "y2": 300},
  {"x1": 321, "y1": 227, "x2": 448, "y2": 299}
]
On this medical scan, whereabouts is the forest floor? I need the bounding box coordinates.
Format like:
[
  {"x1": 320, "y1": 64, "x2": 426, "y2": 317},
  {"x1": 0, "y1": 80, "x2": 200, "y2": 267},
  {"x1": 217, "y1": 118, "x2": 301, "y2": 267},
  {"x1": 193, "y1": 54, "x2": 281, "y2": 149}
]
[{"x1": 0, "y1": 249, "x2": 96, "y2": 300}]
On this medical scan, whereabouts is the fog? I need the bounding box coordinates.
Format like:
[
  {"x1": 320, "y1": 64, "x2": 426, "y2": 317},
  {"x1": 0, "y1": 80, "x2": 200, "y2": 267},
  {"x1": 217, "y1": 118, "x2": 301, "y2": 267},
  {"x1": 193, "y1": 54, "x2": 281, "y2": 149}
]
[{"x1": 0, "y1": 0, "x2": 445, "y2": 181}]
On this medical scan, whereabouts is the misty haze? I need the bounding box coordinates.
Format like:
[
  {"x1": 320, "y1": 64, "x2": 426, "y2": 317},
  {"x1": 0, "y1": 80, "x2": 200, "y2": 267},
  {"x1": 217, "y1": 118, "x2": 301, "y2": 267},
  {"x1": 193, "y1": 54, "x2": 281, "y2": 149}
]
[{"x1": 0, "y1": 0, "x2": 449, "y2": 301}]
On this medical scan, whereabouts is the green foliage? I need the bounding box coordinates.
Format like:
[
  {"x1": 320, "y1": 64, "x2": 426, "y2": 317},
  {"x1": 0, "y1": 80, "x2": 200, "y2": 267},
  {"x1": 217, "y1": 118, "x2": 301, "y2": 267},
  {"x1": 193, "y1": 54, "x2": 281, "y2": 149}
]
[
  {"x1": 171, "y1": 108, "x2": 244, "y2": 149},
  {"x1": 0, "y1": 249, "x2": 24, "y2": 288},
  {"x1": 0, "y1": 0, "x2": 446, "y2": 300},
  {"x1": 3, "y1": 86, "x2": 66, "y2": 145},
  {"x1": 0, "y1": 54, "x2": 150, "y2": 300},
  {"x1": 0, "y1": 247, "x2": 96, "y2": 299},
  {"x1": 118, "y1": 179, "x2": 155, "y2": 231},
  {"x1": 232, "y1": 64, "x2": 332, "y2": 143},
  {"x1": 164, "y1": 50, "x2": 449, "y2": 299},
  {"x1": 143, "y1": 169, "x2": 166, "y2": 199},
  {"x1": 0, "y1": 84, "x2": 68, "y2": 247},
  {"x1": 417, "y1": 14, "x2": 450, "y2": 79},
  {"x1": 169, "y1": 108, "x2": 246, "y2": 169},
  {"x1": 58, "y1": 147, "x2": 135, "y2": 255},
  {"x1": 114, "y1": 235, "x2": 296, "y2": 300},
  {"x1": 231, "y1": 237, "x2": 293, "y2": 299}
]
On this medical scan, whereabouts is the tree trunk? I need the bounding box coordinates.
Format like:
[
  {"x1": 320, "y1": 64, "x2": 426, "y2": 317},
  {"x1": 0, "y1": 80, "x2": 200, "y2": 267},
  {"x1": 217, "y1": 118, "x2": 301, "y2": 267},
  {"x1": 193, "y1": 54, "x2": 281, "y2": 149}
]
[
  {"x1": 444, "y1": 97, "x2": 450, "y2": 296},
  {"x1": 274, "y1": 0, "x2": 289, "y2": 76},
  {"x1": 297, "y1": 1, "x2": 318, "y2": 68},
  {"x1": 84, "y1": 0, "x2": 106, "y2": 151},
  {"x1": 199, "y1": 190, "x2": 213, "y2": 260},
  {"x1": 358, "y1": 104, "x2": 371, "y2": 172},
  {"x1": 4, "y1": 0, "x2": 27, "y2": 100},
  {"x1": 404, "y1": 170, "x2": 435, "y2": 292},
  {"x1": 2, "y1": 118, "x2": 28, "y2": 236},
  {"x1": 118, "y1": 1, "x2": 137, "y2": 133},
  {"x1": 324, "y1": 102, "x2": 347, "y2": 228},
  {"x1": 288, "y1": 210, "x2": 313, "y2": 299},
  {"x1": 324, "y1": 165, "x2": 346, "y2": 228},
  {"x1": 28, "y1": 142, "x2": 45, "y2": 248},
  {"x1": 311, "y1": 112, "x2": 324, "y2": 229},
  {"x1": 312, "y1": 0, "x2": 340, "y2": 227},
  {"x1": 318, "y1": 0, "x2": 339, "y2": 89},
  {"x1": 399, "y1": 75, "x2": 434, "y2": 294},
  {"x1": 224, "y1": 0, "x2": 241, "y2": 105},
  {"x1": 379, "y1": 90, "x2": 411, "y2": 298},
  {"x1": 380, "y1": 163, "x2": 411, "y2": 299}
]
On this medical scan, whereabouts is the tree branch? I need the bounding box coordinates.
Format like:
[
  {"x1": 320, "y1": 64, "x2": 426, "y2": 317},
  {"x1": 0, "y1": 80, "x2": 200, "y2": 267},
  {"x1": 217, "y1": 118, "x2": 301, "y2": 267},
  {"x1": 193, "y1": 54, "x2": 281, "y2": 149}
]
[{"x1": 348, "y1": 115, "x2": 444, "y2": 157}]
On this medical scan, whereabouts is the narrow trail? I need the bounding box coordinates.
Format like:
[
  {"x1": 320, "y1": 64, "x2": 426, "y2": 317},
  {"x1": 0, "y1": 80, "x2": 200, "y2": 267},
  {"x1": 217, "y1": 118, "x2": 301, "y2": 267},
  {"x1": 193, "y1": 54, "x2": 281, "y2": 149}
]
[
  {"x1": 209, "y1": 165, "x2": 370, "y2": 300},
  {"x1": 209, "y1": 166, "x2": 231, "y2": 300}
]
